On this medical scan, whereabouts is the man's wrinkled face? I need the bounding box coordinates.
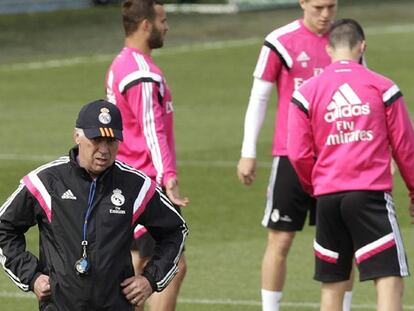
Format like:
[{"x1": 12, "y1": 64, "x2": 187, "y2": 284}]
[{"x1": 75, "y1": 132, "x2": 119, "y2": 178}]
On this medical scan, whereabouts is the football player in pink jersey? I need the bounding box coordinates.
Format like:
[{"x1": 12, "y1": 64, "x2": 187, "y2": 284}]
[
  {"x1": 237, "y1": 1, "x2": 354, "y2": 310},
  {"x1": 288, "y1": 18, "x2": 414, "y2": 311},
  {"x1": 105, "y1": 1, "x2": 189, "y2": 310}
]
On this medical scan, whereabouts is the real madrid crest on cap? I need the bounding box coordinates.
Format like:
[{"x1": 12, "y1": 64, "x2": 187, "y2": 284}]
[
  {"x1": 76, "y1": 99, "x2": 123, "y2": 141},
  {"x1": 99, "y1": 108, "x2": 112, "y2": 125}
]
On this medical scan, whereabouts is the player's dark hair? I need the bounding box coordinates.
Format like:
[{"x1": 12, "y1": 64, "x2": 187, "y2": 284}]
[
  {"x1": 122, "y1": 0, "x2": 163, "y2": 37},
  {"x1": 329, "y1": 18, "x2": 365, "y2": 49}
]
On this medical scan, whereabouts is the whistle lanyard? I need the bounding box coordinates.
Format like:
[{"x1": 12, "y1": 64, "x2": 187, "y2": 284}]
[{"x1": 82, "y1": 180, "x2": 97, "y2": 248}]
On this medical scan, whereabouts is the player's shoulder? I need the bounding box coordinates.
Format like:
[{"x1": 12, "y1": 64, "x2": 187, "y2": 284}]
[
  {"x1": 112, "y1": 48, "x2": 161, "y2": 74},
  {"x1": 25, "y1": 156, "x2": 70, "y2": 181},
  {"x1": 365, "y1": 67, "x2": 394, "y2": 84},
  {"x1": 360, "y1": 66, "x2": 399, "y2": 93},
  {"x1": 265, "y1": 19, "x2": 302, "y2": 44},
  {"x1": 112, "y1": 50, "x2": 164, "y2": 92}
]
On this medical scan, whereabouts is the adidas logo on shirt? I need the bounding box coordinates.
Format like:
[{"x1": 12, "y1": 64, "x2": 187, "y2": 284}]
[
  {"x1": 61, "y1": 190, "x2": 77, "y2": 200},
  {"x1": 324, "y1": 83, "x2": 370, "y2": 123},
  {"x1": 296, "y1": 51, "x2": 310, "y2": 62},
  {"x1": 324, "y1": 83, "x2": 373, "y2": 146}
]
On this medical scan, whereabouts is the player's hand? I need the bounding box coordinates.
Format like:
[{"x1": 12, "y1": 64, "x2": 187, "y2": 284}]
[
  {"x1": 121, "y1": 275, "x2": 153, "y2": 308},
  {"x1": 33, "y1": 274, "x2": 51, "y2": 301},
  {"x1": 409, "y1": 202, "x2": 414, "y2": 224},
  {"x1": 165, "y1": 178, "x2": 189, "y2": 207},
  {"x1": 237, "y1": 157, "x2": 257, "y2": 186}
]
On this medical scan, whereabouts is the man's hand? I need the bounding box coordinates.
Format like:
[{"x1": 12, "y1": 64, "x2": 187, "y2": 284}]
[
  {"x1": 121, "y1": 275, "x2": 153, "y2": 308},
  {"x1": 237, "y1": 157, "x2": 257, "y2": 186},
  {"x1": 165, "y1": 178, "x2": 189, "y2": 207},
  {"x1": 409, "y1": 202, "x2": 414, "y2": 224},
  {"x1": 33, "y1": 274, "x2": 51, "y2": 301}
]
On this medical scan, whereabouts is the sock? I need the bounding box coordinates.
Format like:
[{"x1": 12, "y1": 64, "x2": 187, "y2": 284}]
[
  {"x1": 342, "y1": 291, "x2": 353, "y2": 311},
  {"x1": 261, "y1": 289, "x2": 282, "y2": 311}
]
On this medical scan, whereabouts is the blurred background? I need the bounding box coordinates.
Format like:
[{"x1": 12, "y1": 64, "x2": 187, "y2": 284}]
[{"x1": 1, "y1": 0, "x2": 413, "y2": 310}]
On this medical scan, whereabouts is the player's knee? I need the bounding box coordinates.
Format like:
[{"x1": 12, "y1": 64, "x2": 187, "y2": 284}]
[{"x1": 267, "y1": 230, "x2": 295, "y2": 256}]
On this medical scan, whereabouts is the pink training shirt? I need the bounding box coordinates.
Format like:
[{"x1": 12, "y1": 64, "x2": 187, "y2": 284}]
[
  {"x1": 253, "y1": 19, "x2": 331, "y2": 156},
  {"x1": 106, "y1": 47, "x2": 176, "y2": 186},
  {"x1": 288, "y1": 60, "x2": 414, "y2": 203}
]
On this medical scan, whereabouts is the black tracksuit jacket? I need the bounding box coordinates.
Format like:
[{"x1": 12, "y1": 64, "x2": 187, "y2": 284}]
[{"x1": 0, "y1": 147, "x2": 188, "y2": 310}]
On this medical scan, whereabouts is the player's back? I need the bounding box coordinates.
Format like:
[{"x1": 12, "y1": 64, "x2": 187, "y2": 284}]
[{"x1": 293, "y1": 60, "x2": 401, "y2": 196}]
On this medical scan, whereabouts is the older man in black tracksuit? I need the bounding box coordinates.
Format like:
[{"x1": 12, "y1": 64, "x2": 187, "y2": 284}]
[{"x1": 0, "y1": 99, "x2": 188, "y2": 311}]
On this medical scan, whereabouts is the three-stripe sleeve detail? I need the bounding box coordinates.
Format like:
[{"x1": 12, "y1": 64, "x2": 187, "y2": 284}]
[
  {"x1": 22, "y1": 157, "x2": 69, "y2": 223},
  {"x1": 115, "y1": 161, "x2": 188, "y2": 292},
  {"x1": 263, "y1": 40, "x2": 292, "y2": 70},
  {"x1": 133, "y1": 224, "x2": 148, "y2": 239},
  {"x1": 114, "y1": 161, "x2": 157, "y2": 226},
  {"x1": 155, "y1": 187, "x2": 189, "y2": 291},
  {"x1": 0, "y1": 183, "x2": 30, "y2": 291},
  {"x1": 1, "y1": 158, "x2": 68, "y2": 292},
  {"x1": 292, "y1": 90, "x2": 310, "y2": 115},
  {"x1": 262, "y1": 20, "x2": 299, "y2": 71},
  {"x1": 383, "y1": 84, "x2": 403, "y2": 106}
]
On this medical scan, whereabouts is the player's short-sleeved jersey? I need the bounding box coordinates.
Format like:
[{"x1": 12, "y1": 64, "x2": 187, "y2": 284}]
[
  {"x1": 254, "y1": 19, "x2": 330, "y2": 156},
  {"x1": 106, "y1": 47, "x2": 176, "y2": 186},
  {"x1": 289, "y1": 60, "x2": 414, "y2": 200}
]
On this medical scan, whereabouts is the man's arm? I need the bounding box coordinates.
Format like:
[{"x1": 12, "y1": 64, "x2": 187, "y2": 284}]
[
  {"x1": 131, "y1": 186, "x2": 188, "y2": 292},
  {"x1": 287, "y1": 91, "x2": 315, "y2": 195},
  {"x1": 125, "y1": 79, "x2": 177, "y2": 185},
  {"x1": 238, "y1": 39, "x2": 285, "y2": 186},
  {"x1": 237, "y1": 78, "x2": 273, "y2": 185},
  {"x1": 384, "y1": 90, "x2": 414, "y2": 206},
  {"x1": 125, "y1": 80, "x2": 189, "y2": 206},
  {"x1": 0, "y1": 182, "x2": 41, "y2": 293}
]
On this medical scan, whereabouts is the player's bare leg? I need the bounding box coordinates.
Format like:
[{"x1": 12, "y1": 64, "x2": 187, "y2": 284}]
[
  {"x1": 342, "y1": 264, "x2": 355, "y2": 311},
  {"x1": 375, "y1": 276, "x2": 403, "y2": 311},
  {"x1": 320, "y1": 280, "x2": 348, "y2": 311},
  {"x1": 148, "y1": 255, "x2": 187, "y2": 311},
  {"x1": 132, "y1": 251, "x2": 187, "y2": 311},
  {"x1": 261, "y1": 229, "x2": 295, "y2": 311}
]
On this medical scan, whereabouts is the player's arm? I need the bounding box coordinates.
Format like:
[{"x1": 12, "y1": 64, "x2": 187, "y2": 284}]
[
  {"x1": 384, "y1": 87, "x2": 414, "y2": 210},
  {"x1": 121, "y1": 72, "x2": 188, "y2": 207},
  {"x1": 134, "y1": 185, "x2": 188, "y2": 292},
  {"x1": 238, "y1": 42, "x2": 283, "y2": 185},
  {"x1": 287, "y1": 91, "x2": 315, "y2": 195},
  {"x1": 124, "y1": 79, "x2": 178, "y2": 184},
  {"x1": 0, "y1": 182, "x2": 41, "y2": 293},
  {"x1": 238, "y1": 78, "x2": 273, "y2": 185}
]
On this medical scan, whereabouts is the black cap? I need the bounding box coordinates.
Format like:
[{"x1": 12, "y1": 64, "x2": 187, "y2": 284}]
[{"x1": 76, "y1": 99, "x2": 123, "y2": 141}]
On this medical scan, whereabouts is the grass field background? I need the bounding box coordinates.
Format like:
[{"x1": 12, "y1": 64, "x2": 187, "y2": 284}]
[{"x1": 1, "y1": 1, "x2": 414, "y2": 310}]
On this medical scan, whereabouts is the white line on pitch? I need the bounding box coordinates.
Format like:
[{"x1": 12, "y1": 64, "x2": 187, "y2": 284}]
[
  {"x1": 1, "y1": 24, "x2": 414, "y2": 71},
  {"x1": 0, "y1": 153, "x2": 272, "y2": 168},
  {"x1": 0, "y1": 292, "x2": 413, "y2": 310}
]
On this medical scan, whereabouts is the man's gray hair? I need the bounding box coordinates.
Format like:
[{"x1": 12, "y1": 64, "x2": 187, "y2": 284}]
[{"x1": 74, "y1": 128, "x2": 85, "y2": 136}]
